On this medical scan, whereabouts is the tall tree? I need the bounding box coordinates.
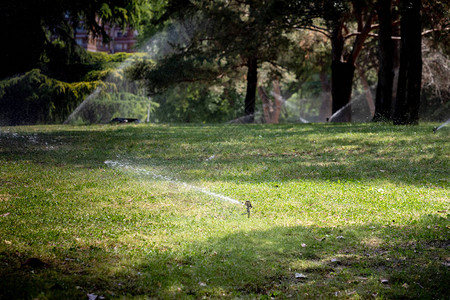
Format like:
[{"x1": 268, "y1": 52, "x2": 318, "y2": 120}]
[
  {"x1": 393, "y1": 0, "x2": 422, "y2": 125},
  {"x1": 0, "y1": 0, "x2": 145, "y2": 79},
  {"x1": 129, "y1": 0, "x2": 315, "y2": 122},
  {"x1": 312, "y1": 0, "x2": 377, "y2": 122},
  {"x1": 373, "y1": 0, "x2": 395, "y2": 121}
]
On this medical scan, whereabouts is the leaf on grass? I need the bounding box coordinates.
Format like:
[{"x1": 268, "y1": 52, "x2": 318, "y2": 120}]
[
  {"x1": 356, "y1": 276, "x2": 368, "y2": 281},
  {"x1": 295, "y1": 273, "x2": 307, "y2": 279},
  {"x1": 380, "y1": 278, "x2": 389, "y2": 284},
  {"x1": 87, "y1": 294, "x2": 105, "y2": 300},
  {"x1": 199, "y1": 282, "x2": 207, "y2": 287},
  {"x1": 0, "y1": 212, "x2": 10, "y2": 217},
  {"x1": 301, "y1": 243, "x2": 307, "y2": 247},
  {"x1": 87, "y1": 294, "x2": 98, "y2": 300},
  {"x1": 336, "y1": 236, "x2": 345, "y2": 239},
  {"x1": 206, "y1": 155, "x2": 216, "y2": 161}
]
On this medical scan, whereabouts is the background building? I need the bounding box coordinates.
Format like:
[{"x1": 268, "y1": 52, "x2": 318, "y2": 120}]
[{"x1": 75, "y1": 24, "x2": 138, "y2": 53}]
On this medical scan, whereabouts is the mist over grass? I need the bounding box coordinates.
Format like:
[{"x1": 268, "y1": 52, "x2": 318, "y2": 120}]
[{"x1": 0, "y1": 123, "x2": 448, "y2": 299}]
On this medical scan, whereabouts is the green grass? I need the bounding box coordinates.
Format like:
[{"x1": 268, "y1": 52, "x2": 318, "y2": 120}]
[{"x1": 0, "y1": 123, "x2": 448, "y2": 299}]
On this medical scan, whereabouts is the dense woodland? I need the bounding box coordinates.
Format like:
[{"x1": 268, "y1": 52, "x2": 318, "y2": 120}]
[{"x1": 0, "y1": 0, "x2": 448, "y2": 125}]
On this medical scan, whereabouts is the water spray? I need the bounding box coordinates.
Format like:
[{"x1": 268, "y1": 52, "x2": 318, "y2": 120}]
[
  {"x1": 328, "y1": 100, "x2": 354, "y2": 122},
  {"x1": 269, "y1": 91, "x2": 312, "y2": 123},
  {"x1": 64, "y1": 88, "x2": 101, "y2": 124},
  {"x1": 104, "y1": 160, "x2": 252, "y2": 215},
  {"x1": 328, "y1": 93, "x2": 371, "y2": 123}
]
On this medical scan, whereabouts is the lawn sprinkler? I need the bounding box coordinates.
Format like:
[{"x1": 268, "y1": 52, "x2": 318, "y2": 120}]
[
  {"x1": 244, "y1": 200, "x2": 252, "y2": 218},
  {"x1": 433, "y1": 118, "x2": 450, "y2": 133}
]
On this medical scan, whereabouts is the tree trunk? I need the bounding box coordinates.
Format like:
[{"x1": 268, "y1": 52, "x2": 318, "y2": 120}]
[
  {"x1": 391, "y1": 24, "x2": 401, "y2": 109},
  {"x1": 258, "y1": 80, "x2": 282, "y2": 124},
  {"x1": 258, "y1": 86, "x2": 272, "y2": 123},
  {"x1": 318, "y1": 71, "x2": 332, "y2": 122},
  {"x1": 393, "y1": 0, "x2": 422, "y2": 125},
  {"x1": 244, "y1": 57, "x2": 258, "y2": 123},
  {"x1": 329, "y1": 10, "x2": 373, "y2": 123},
  {"x1": 373, "y1": 0, "x2": 394, "y2": 122},
  {"x1": 330, "y1": 19, "x2": 354, "y2": 122},
  {"x1": 331, "y1": 60, "x2": 355, "y2": 122}
]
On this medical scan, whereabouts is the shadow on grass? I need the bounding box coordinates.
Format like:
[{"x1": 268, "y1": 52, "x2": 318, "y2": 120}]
[
  {"x1": 1, "y1": 214, "x2": 448, "y2": 299},
  {"x1": 134, "y1": 215, "x2": 449, "y2": 299}
]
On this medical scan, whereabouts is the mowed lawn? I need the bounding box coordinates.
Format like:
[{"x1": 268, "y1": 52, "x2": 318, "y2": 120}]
[{"x1": 0, "y1": 123, "x2": 448, "y2": 299}]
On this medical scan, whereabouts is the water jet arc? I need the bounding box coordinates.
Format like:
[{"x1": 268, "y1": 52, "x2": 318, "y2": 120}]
[{"x1": 104, "y1": 160, "x2": 243, "y2": 206}]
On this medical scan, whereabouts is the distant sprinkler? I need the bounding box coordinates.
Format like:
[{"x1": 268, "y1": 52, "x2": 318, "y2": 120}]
[{"x1": 433, "y1": 118, "x2": 450, "y2": 133}]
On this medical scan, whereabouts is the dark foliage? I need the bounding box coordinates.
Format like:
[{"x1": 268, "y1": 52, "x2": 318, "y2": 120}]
[
  {"x1": 0, "y1": 0, "x2": 144, "y2": 79},
  {"x1": 0, "y1": 69, "x2": 100, "y2": 126}
]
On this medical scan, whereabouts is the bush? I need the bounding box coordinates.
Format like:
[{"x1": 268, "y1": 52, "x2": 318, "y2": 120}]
[{"x1": 0, "y1": 69, "x2": 101, "y2": 126}]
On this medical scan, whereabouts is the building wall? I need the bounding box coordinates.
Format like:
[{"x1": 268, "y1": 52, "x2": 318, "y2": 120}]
[{"x1": 75, "y1": 24, "x2": 138, "y2": 53}]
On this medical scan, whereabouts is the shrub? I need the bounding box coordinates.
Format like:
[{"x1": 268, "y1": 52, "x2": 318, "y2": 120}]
[{"x1": 0, "y1": 69, "x2": 101, "y2": 125}]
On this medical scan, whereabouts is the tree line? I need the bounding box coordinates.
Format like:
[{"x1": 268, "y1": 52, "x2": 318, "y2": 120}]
[
  {"x1": 128, "y1": 0, "x2": 448, "y2": 125},
  {"x1": 1, "y1": 0, "x2": 448, "y2": 125}
]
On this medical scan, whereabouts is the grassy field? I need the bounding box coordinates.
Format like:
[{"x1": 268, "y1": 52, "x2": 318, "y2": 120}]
[{"x1": 0, "y1": 123, "x2": 448, "y2": 299}]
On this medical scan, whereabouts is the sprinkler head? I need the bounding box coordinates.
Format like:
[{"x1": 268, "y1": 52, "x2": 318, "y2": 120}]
[
  {"x1": 433, "y1": 127, "x2": 437, "y2": 133},
  {"x1": 244, "y1": 200, "x2": 252, "y2": 218}
]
